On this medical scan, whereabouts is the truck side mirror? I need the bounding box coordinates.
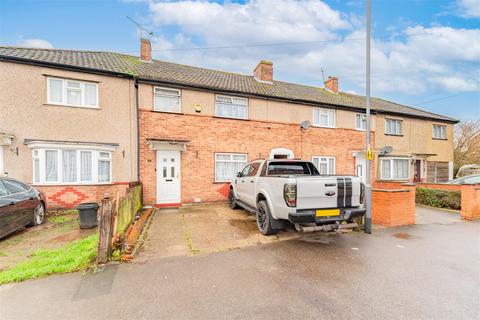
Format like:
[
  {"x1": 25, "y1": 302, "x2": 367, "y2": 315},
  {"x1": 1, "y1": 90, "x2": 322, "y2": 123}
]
[{"x1": 236, "y1": 172, "x2": 243, "y2": 177}]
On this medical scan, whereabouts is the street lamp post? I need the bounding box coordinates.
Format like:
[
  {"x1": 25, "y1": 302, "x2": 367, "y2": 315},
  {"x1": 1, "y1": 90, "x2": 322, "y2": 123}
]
[{"x1": 365, "y1": 0, "x2": 372, "y2": 234}]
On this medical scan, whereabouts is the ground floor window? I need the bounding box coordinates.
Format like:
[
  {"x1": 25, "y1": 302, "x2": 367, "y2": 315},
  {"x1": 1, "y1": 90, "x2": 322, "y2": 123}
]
[
  {"x1": 312, "y1": 156, "x2": 336, "y2": 175},
  {"x1": 381, "y1": 158, "x2": 409, "y2": 180},
  {"x1": 32, "y1": 148, "x2": 112, "y2": 184},
  {"x1": 215, "y1": 153, "x2": 247, "y2": 182}
]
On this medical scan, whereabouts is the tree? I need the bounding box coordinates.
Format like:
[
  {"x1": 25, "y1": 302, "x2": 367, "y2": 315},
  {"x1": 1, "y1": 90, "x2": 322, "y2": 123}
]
[{"x1": 453, "y1": 119, "x2": 480, "y2": 176}]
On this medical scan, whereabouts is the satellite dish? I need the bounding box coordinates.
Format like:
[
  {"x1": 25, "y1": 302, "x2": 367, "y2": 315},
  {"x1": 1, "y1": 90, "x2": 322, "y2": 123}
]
[
  {"x1": 300, "y1": 120, "x2": 311, "y2": 130},
  {"x1": 380, "y1": 146, "x2": 393, "y2": 155}
]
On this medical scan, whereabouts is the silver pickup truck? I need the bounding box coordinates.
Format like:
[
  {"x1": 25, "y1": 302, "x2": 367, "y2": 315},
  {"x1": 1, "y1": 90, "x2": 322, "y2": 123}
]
[{"x1": 229, "y1": 159, "x2": 365, "y2": 235}]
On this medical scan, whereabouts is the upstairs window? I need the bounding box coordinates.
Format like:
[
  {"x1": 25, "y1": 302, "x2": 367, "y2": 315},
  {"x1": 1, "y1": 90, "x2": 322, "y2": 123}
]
[
  {"x1": 215, "y1": 95, "x2": 248, "y2": 119},
  {"x1": 312, "y1": 156, "x2": 336, "y2": 175},
  {"x1": 313, "y1": 108, "x2": 335, "y2": 128},
  {"x1": 154, "y1": 87, "x2": 181, "y2": 112},
  {"x1": 432, "y1": 124, "x2": 447, "y2": 140},
  {"x1": 385, "y1": 118, "x2": 402, "y2": 135},
  {"x1": 355, "y1": 114, "x2": 367, "y2": 131},
  {"x1": 47, "y1": 77, "x2": 98, "y2": 108}
]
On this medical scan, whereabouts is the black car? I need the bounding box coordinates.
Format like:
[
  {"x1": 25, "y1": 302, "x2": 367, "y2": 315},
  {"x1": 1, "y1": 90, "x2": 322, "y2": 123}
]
[{"x1": 0, "y1": 177, "x2": 46, "y2": 239}]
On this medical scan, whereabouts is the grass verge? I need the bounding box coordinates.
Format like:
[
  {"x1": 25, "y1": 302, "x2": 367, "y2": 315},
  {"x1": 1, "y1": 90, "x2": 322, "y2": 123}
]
[{"x1": 0, "y1": 234, "x2": 98, "y2": 285}]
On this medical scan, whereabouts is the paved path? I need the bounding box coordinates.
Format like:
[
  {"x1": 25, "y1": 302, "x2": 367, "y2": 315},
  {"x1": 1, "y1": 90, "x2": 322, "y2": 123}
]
[{"x1": 1, "y1": 208, "x2": 478, "y2": 320}]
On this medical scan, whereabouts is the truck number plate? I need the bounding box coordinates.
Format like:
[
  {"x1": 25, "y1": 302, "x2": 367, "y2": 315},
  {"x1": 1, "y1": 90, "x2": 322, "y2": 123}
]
[{"x1": 316, "y1": 209, "x2": 340, "y2": 217}]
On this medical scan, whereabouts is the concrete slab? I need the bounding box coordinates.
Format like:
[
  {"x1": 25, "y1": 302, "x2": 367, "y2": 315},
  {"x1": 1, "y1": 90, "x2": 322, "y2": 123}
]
[
  {"x1": 137, "y1": 203, "x2": 300, "y2": 261},
  {"x1": 415, "y1": 205, "x2": 461, "y2": 225}
]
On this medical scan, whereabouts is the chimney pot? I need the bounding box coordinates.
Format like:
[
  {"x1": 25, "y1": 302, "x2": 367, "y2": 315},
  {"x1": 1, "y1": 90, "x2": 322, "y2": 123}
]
[
  {"x1": 253, "y1": 60, "x2": 273, "y2": 83},
  {"x1": 140, "y1": 38, "x2": 151, "y2": 62},
  {"x1": 324, "y1": 76, "x2": 339, "y2": 93}
]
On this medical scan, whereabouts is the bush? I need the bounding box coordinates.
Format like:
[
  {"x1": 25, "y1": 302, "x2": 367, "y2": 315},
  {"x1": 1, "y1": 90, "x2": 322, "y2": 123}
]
[{"x1": 416, "y1": 187, "x2": 461, "y2": 210}]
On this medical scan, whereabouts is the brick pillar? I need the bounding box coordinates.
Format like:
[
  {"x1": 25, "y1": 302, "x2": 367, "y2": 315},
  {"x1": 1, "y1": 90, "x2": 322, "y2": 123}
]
[
  {"x1": 372, "y1": 184, "x2": 416, "y2": 227},
  {"x1": 461, "y1": 184, "x2": 480, "y2": 220}
]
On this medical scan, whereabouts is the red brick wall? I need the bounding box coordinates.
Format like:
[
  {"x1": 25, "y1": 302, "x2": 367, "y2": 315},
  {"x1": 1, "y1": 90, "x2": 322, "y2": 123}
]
[
  {"x1": 140, "y1": 110, "x2": 374, "y2": 205},
  {"x1": 372, "y1": 184, "x2": 416, "y2": 227},
  {"x1": 36, "y1": 183, "x2": 130, "y2": 210},
  {"x1": 461, "y1": 184, "x2": 480, "y2": 220}
]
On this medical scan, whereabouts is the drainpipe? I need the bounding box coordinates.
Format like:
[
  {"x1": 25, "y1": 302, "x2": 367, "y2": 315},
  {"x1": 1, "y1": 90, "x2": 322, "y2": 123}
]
[{"x1": 134, "y1": 78, "x2": 140, "y2": 182}]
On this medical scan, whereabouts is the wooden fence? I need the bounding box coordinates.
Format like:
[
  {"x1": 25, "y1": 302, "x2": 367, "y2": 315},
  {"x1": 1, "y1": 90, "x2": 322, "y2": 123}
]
[{"x1": 97, "y1": 183, "x2": 142, "y2": 264}]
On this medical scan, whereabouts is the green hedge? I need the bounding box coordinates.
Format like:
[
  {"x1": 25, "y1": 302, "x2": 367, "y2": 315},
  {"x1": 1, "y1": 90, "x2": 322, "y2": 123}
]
[{"x1": 416, "y1": 187, "x2": 461, "y2": 210}]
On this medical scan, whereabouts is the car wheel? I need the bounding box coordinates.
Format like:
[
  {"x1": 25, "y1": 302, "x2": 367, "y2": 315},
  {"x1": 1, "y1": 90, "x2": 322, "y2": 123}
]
[
  {"x1": 256, "y1": 200, "x2": 277, "y2": 236},
  {"x1": 32, "y1": 202, "x2": 45, "y2": 226},
  {"x1": 228, "y1": 188, "x2": 240, "y2": 209}
]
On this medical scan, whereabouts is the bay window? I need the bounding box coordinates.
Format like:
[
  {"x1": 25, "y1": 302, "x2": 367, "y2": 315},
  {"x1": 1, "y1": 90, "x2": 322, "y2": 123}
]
[
  {"x1": 32, "y1": 148, "x2": 112, "y2": 184},
  {"x1": 381, "y1": 158, "x2": 409, "y2": 180},
  {"x1": 47, "y1": 77, "x2": 99, "y2": 108},
  {"x1": 215, "y1": 153, "x2": 247, "y2": 182}
]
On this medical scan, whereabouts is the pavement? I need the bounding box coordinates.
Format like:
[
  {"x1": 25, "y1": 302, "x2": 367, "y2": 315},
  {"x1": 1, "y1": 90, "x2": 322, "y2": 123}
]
[{"x1": 0, "y1": 206, "x2": 479, "y2": 320}]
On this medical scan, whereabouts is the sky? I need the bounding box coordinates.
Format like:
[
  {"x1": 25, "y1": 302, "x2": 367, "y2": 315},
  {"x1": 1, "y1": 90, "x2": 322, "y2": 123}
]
[{"x1": 0, "y1": 0, "x2": 479, "y2": 121}]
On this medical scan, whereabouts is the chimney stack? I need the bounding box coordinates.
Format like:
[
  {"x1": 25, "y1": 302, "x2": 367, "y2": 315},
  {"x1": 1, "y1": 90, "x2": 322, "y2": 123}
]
[
  {"x1": 324, "y1": 76, "x2": 339, "y2": 93},
  {"x1": 253, "y1": 60, "x2": 273, "y2": 83},
  {"x1": 140, "y1": 38, "x2": 151, "y2": 62}
]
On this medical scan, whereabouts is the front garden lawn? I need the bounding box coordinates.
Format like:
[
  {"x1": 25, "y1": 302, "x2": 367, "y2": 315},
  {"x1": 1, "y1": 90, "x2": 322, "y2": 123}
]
[{"x1": 0, "y1": 234, "x2": 98, "y2": 285}]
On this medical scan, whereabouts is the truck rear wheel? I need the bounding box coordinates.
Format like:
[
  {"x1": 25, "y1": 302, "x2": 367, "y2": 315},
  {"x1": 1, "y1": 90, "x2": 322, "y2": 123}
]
[
  {"x1": 256, "y1": 200, "x2": 277, "y2": 236},
  {"x1": 228, "y1": 188, "x2": 240, "y2": 209}
]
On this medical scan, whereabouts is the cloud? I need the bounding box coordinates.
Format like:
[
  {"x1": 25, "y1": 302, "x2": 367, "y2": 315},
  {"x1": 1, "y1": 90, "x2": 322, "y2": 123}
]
[
  {"x1": 456, "y1": 0, "x2": 480, "y2": 18},
  {"x1": 17, "y1": 38, "x2": 54, "y2": 49},
  {"x1": 145, "y1": 0, "x2": 479, "y2": 95}
]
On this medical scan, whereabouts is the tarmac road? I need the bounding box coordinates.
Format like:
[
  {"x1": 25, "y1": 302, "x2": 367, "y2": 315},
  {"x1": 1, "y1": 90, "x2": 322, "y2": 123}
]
[{"x1": 0, "y1": 208, "x2": 479, "y2": 320}]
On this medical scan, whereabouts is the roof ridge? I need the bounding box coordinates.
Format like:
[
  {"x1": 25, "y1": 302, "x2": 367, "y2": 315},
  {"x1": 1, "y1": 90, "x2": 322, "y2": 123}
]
[{"x1": 0, "y1": 45, "x2": 136, "y2": 56}]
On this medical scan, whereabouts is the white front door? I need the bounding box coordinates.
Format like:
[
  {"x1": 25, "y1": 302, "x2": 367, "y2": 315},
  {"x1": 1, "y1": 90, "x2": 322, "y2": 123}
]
[
  {"x1": 355, "y1": 156, "x2": 367, "y2": 183},
  {"x1": 156, "y1": 150, "x2": 181, "y2": 204}
]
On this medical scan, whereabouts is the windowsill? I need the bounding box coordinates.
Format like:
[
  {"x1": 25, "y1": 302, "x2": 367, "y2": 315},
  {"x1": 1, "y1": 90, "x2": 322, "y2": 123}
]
[
  {"x1": 384, "y1": 133, "x2": 403, "y2": 137},
  {"x1": 213, "y1": 115, "x2": 249, "y2": 121},
  {"x1": 312, "y1": 124, "x2": 336, "y2": 129},
  {"x1": 44, "y1": 103, "x2": 100, "y2": 110},
  {"x1": 213, "y1": 181, "x2": 231, "y2": 184},
  {"x1": 151, "y1": 109, "x2": 183, "y2": 115},
  {"x1": 32, "y1": 182, "x2": 113, "y2": 186},
  {"x1": 432, "y1": 138, "x2": 447, "y2": 141},
  {"x1": 355, "y1": 128, "x2": 366, "y2": 131}
]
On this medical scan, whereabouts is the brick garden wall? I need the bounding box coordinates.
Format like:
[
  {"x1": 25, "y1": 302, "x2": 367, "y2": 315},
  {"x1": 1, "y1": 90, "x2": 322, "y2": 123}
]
[
  {"x1": 140, "y1": 110, "x2": 373, "y2": 205},
  {"x1": 36, "y1": 183, "x2": 130, "y2": 210}
]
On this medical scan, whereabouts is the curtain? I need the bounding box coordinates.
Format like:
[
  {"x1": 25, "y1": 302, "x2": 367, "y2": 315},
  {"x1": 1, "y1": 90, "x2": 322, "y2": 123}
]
[
  {"x1": 328, "y1": 158, "x2": 335, "y2": 174},
  {"x1": 84, "y1": 83, "x2": 97, "y2": 106},
  {"x1": 33, "y1": 158, "x2": 40, "y2": 183},
  {"x1": 381, "y1": 159, "x2": 391, "y2": 179},
  {"x1": 49, "y1": 78, "x2": 63, "y2": 103},
  {"x1": 45, "y1": 150, "x2": 58, "y2": 182},
  {"x1": 98, "y1": 160, "x2": 111, "y2": 182},
  {"x1": 80, "y1": 151, "x2": 92, "y2": 181},
  {"x1": 216, "y1": 99, "x2": 247, "y2": 119},
  {"x1": 215, "y1": 156, "x2": 246, "y2": 181},
  {"x1": 62, "y1": 150, "x2": 77, "y2": 182},
  {"x1": 155, "y1": 89, "x2": 179, "y2": 112}
]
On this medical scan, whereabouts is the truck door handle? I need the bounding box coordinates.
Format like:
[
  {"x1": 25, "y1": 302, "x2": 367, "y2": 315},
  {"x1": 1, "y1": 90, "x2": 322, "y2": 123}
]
[
  {"x1": 9, "y1": 201, "x2": 17, "y2": 206},
  {"x1": 166, "y1": 179, "x2": 173, "y2": 182},
  {"x1": 250, "y1": 180, "x2": 254, "y2": 183},
  {"x1": 241, "y1": 180, "x2": 245, "y2": 183}
]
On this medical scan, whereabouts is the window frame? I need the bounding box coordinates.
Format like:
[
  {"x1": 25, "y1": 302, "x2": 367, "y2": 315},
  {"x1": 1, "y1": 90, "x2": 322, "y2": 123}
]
[
  {"x1": 46, "y1": 76, "x2": 99, "y2": 109},
  {"x1": 312, "y1": 156, "x2": 336, "y2": 175},
  {"x1": 214, "y1": 95, "x2": 249, "y2": 120},
  {"x1": 432, "y1": 124, "x2": 447, "y2": 140},
  {"x1": 384, "y1": 118, "x2": 403, "y2": 136},
  {"x1": 380, "y1": 157, "x2": 410, "y2": 180},
  {"x1": 214, "y1": 152, "x2": 248, "y2": 182},
  {"x1": 32, "y1": 148, "x2": 113, "y2": 185},
  {"x1": 355, "y1": 113, "x2": 367, "y2": 131},
  {"x1": 153, "y1": 86, "x2": 182, "y2": 113},
  {"x1": 312, "y1": 108, "x2": 336, "y2": 128}
]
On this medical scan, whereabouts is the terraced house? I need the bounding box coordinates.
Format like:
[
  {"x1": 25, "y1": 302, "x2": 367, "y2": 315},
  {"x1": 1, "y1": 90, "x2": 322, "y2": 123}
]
[{"x1": 0, "y1": 39, "x2": 458, "y2": 208}]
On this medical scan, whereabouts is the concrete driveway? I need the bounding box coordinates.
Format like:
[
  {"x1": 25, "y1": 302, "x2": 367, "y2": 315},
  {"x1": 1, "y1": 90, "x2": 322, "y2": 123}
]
[
  {"x1": 138, "y1": 203, "x2": 300, "y2": 261},
  {"x1": 0, "y1": 206, "x2": 478, "y2": 319}
]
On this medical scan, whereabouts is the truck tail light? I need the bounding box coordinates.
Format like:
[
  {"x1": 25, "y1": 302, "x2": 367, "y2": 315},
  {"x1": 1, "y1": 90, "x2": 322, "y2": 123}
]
[{"x1": 283, "y1": 183, "x2": 297, "y2": 207}]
